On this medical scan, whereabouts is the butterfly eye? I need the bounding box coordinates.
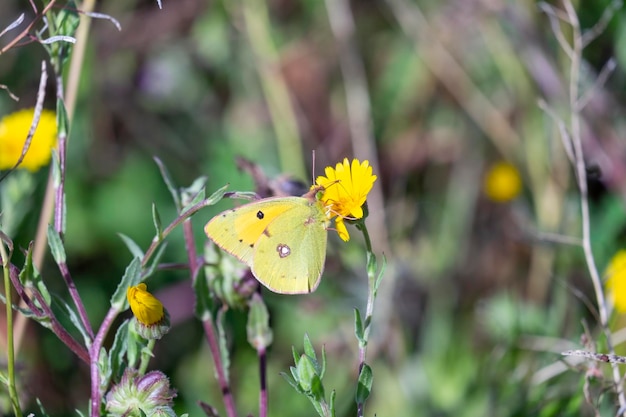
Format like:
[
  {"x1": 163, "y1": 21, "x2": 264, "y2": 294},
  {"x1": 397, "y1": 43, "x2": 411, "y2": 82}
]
[{"x1": 256, "y1": 211, "x2": 264, "y2": 219}]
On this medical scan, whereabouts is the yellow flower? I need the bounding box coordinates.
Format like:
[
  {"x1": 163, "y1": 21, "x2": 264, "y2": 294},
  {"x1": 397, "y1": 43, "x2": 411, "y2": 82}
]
[
  {"x1": 0, "y1": 108, "x2": 57, "y2": 172},
  {"x1": 483, "y1": 161, "x2": 522, "y2": 203},
  {"x1": 315, "y1": 158, "x2": 377, "y2": 241},
  {"x1": 127, "y1": 283, "x2": 165, "y2": 326},
  {"x1": 606, "y1": 250, "x2": 626, "y2": 313}
]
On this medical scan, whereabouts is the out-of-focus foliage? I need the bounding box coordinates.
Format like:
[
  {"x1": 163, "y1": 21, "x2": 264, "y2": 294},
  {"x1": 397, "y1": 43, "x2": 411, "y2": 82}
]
[{"x1": 3, "y1": 0, "x2": 626, "y2": 416}]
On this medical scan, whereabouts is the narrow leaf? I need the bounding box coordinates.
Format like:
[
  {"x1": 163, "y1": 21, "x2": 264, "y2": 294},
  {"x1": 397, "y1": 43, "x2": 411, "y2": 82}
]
[
  {"x1": 374, "y1": 254, "x2": 387, "y2": 295},
  {"x1": 216, "y1": 310, "x2": 231, "y2": 383},
  {"x1": 303, "y1": 333, "x2": 316, "y2": 361},
  {"x1": 144, "y1": 243, "x2": 167, "y2": 281},
  {"x1": 354, "y1": 308, "x2": 365, "y2": 345},
  {"x1": 246, "y1": 294, "x2": 273, "y2": 351},
  {"x1": 154, "y1": 157, "x2": 181, "y2": 210},
  {"x1": 108, "y1": 320, "x2": 129, "y2": 382},
  {"x1": 47, "y1": 225, "x2": 66, "y2": 264},
  {"x1": 355, "y1": 363, "x2": 373, "y2": 404},
  {"x1": 118, "y1": 233, "x2": 144, "y2": 259},
  {"x1": 110, "y1": 257, "x2": 142, "y2": 309},
  {"x1": 152, "y1": 203, "x2": 162, "y2": 238},
  {"x1": 53, "y1": 294, "x2": 90, "y2": 347},
  {"x1": 193, "y1": 270, "x2": 214, "y2": 321}
]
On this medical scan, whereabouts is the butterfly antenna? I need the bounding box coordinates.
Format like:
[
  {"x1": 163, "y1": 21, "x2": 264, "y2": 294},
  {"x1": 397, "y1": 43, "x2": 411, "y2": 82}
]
[{"x1": 311, "y1": 149, "x2": 316, "y2": 184}]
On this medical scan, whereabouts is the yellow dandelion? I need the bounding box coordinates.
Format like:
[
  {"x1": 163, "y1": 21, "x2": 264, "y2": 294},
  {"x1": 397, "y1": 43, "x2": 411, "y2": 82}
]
[
  {"x1": 127, "y1": 283, "x2": 165, "y2": 326},
  {"x1": 0, "y1": 108, "x2": 57, "y2": 172},
  {"x1": 606, "y1": 250, "x2": 626, "y2": 313},
  {"x1": 315, "y1": 158, "x2": 377, "y2": 241},
  {"x1": 483, "y1": 161, "x2": 522, "y2": 203}
]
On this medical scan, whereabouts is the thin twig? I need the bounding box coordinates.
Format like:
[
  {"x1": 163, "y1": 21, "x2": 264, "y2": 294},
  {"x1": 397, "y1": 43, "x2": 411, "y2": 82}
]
[
  {"x1": 0, "y1": 0, "x2": 58, "y2": 54},
  {"x1": 202, "y1": 318, "x2": 238, "y2": 417},
  {"x1": 0, "y1": 61, "x2": 47, "y2": 183},
  {"x1": 576, "y1": 58, "x2": 616, "y2": 112},
  {"x1": 581, "y1": 0, "x2": 623, "y2": 47},
  {"x1": 90, "y1": 307, "x2": 121, "y2": 417},
  {"x1": 538, "y1": 2, "x2": 574, "y2": 59},
  {"x1": 561, "y1": 0, "x2": 626, "y2": 412}
]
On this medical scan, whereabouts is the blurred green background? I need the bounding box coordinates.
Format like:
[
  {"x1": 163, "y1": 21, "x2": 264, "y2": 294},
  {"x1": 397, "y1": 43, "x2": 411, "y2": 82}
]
[{"x1": 3, "y1": 0, "x2": 626, "y2": 415}]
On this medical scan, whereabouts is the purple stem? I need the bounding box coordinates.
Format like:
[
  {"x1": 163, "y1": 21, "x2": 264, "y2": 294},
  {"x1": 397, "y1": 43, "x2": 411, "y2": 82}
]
[
  {"x1": 90, "y1": 307, "x2": 120, "y2": 417},
  {"x1": 8, "y1": 264, "x2": 90, "y2": 363},
  {"x1": 182, "y1": 220, "x2": 199, "y2": 285},
  {"x1": 202, "y1": 319, "x2": 238, "y2": 417},
  {"x1": 142, "y1": 198, "x2": 212, "y2": 268},
  {"x1": 58, "y1": 261, "x2": 94, "y2": 339},
  {"x1": 258, "y1": 347, "x2": 268, "y2": 417}
]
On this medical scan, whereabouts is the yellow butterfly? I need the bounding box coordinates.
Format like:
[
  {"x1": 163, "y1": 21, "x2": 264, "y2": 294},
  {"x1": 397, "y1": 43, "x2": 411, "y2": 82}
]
[{"x1": 204, "y1": 187, "x2": 329, "y2": 294}]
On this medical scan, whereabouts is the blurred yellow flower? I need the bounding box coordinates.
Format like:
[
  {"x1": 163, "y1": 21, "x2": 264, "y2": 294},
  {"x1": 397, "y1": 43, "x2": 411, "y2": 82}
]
[
  {"x1": 483, "y1": 161, "x2": 522, "y2": 203},
  {"x1": 606, "y1": 250, "x2": 626, "y2": 313},
  {"x1": 315, "y1": 158, "x2": 377, "y2": 241},
  {"x1": 127, "y1": 283, "x2": 165, "y2": 326},
  {"x1": 0, "y1": 108, "x2": 57, "y2": 172}
]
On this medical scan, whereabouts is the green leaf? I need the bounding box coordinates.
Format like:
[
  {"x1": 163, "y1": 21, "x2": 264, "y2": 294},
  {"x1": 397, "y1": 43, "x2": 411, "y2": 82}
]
[
  {"x1": 205, "y1": 184, "x2": 231, "y2": 206},
  {"x1": 47, "y1": 225, "x2": 66, "y2": 264},
  {"x1": 20, "y1": 243, "x2": 51, "y2": 306},
  {"x1": 108, "y1": 320, "x2": 129, "y2": 382},
  {"x1": 181, "y1": 176, "x2": 208, "y2": 212},
  {"x1": 289, "y1": 366, "x2": 299, "y2": 384},
  {"x1": 216, "y1": 310, "x2": 231, "y2": 383},
  {"x1": 193, "y1": 269, "x2": 215, "y2": 321},
  {"x1": 53, "y1": 294, "x2": 90, "y2": 347},
  {"x1": 154, "y1": 157, "x2": 182, "y2": 210},
  {"x1": 280, "y1": 371, "x2": 304, "y2": 394},
  {"x1": 330, "y1": 389, "x2": 336, "y2": 417},
  {"x1": 143, "y1": 243, "x2": 167, "y2": 281},
  {"x1": 310, "y1": 374, "x2": 325, "y2": 401},
  {"x1": 117, "y1": 233, "x2": 144, "y2": 260},
  {"x1": 354, "y1": 308, "x2": 365, "y2": 346},
  {"x1": 152, "y1": 203, "x2": 162, "y2": 238},
  {"x1": 374, "y1": 253, "x2": 387, "y2": 295},
  {"x1": 110, "y1": 257, "x2": 142, "y2": 309},
  {"x1": 246, "y1": 294, "x2": 273, "y2": 351},
  {"x1": 126, "y1": 321, "x2": 145, "y2": 369},
  {"x1": 98, "y1": 347, "x2": 109, "y2": 393},
  {"x1": 355, "y1": 363, "x2": 373, "y2": 404},
  {"x1": 181, "y1": 187, "x2": 206, "y2": 216},
  {"x1": 366, "y1": 251, "x2": 377, "y2": 279},
  {"x1": 296, "y1": 354, "x2": 317, "y2": 392},
  {"x1": 36, "y1": 398, "x2": 51, "y2": 417},
  {"x1": 320, "y1": 344, "x2": 327, "y2": 379},
  {"x1": 56, "y1": 98, "x2": 70, "y2": 138},
  {"x1": 292, "y1": 346, "x2": 300, "y2": 366},
  {"x1": 303, "y1": 333, "x2": 316, "y2": 361}
]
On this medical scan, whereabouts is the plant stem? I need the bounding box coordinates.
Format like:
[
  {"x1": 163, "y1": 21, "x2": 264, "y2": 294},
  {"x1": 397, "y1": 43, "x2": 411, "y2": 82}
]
[
  {"x1": 1, "y1": 242, "x2": 22, "y2": 417},
  {"x1": 356, "y1": 220, "x2": 377, "y2": 417},
  {"x1": 90, "y1": 307, "x2": 121, "y2": 417},
  {"x1": 138, "y1": 339, "x2": 156, "y2": 375},
  {"x1": 562, "y1": 0, "x2": 626, "y2": 412},
  {"x1": 258, "y1": 347, "x2": 268, "y2": 417},
  {"x1": 202, "y1": 318, "x2": 238, "y2": 417},
  {"x1": 142, "y1": 198, "x2": 213, "y2": 268}
]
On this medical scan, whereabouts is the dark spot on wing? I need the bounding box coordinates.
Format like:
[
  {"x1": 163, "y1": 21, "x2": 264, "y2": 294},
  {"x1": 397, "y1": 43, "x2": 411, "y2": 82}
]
[{"x1": 257, "y1": 210, "x2": 264, "y2": 219}]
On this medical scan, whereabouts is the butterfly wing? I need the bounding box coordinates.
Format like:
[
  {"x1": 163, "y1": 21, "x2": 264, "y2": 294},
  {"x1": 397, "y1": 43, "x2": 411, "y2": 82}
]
[
  {"x1": 204, "y1": 197, "x2": 312, "y2": 266},
  {"x1": 205, "y1": 197, "x2": 299, "y2": 265},
  {"x1": 252, "y1": 198, "x2": 328, "y2": 294}
]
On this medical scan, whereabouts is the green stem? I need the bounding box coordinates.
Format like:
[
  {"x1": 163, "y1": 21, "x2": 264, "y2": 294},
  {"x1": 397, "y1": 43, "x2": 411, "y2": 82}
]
[
  {"x1": 138, "y1": 339, "x2": 156, "y2": 375},
  {"x1": 1, "y1": 241, "x2": 22, "y2": 417}
]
